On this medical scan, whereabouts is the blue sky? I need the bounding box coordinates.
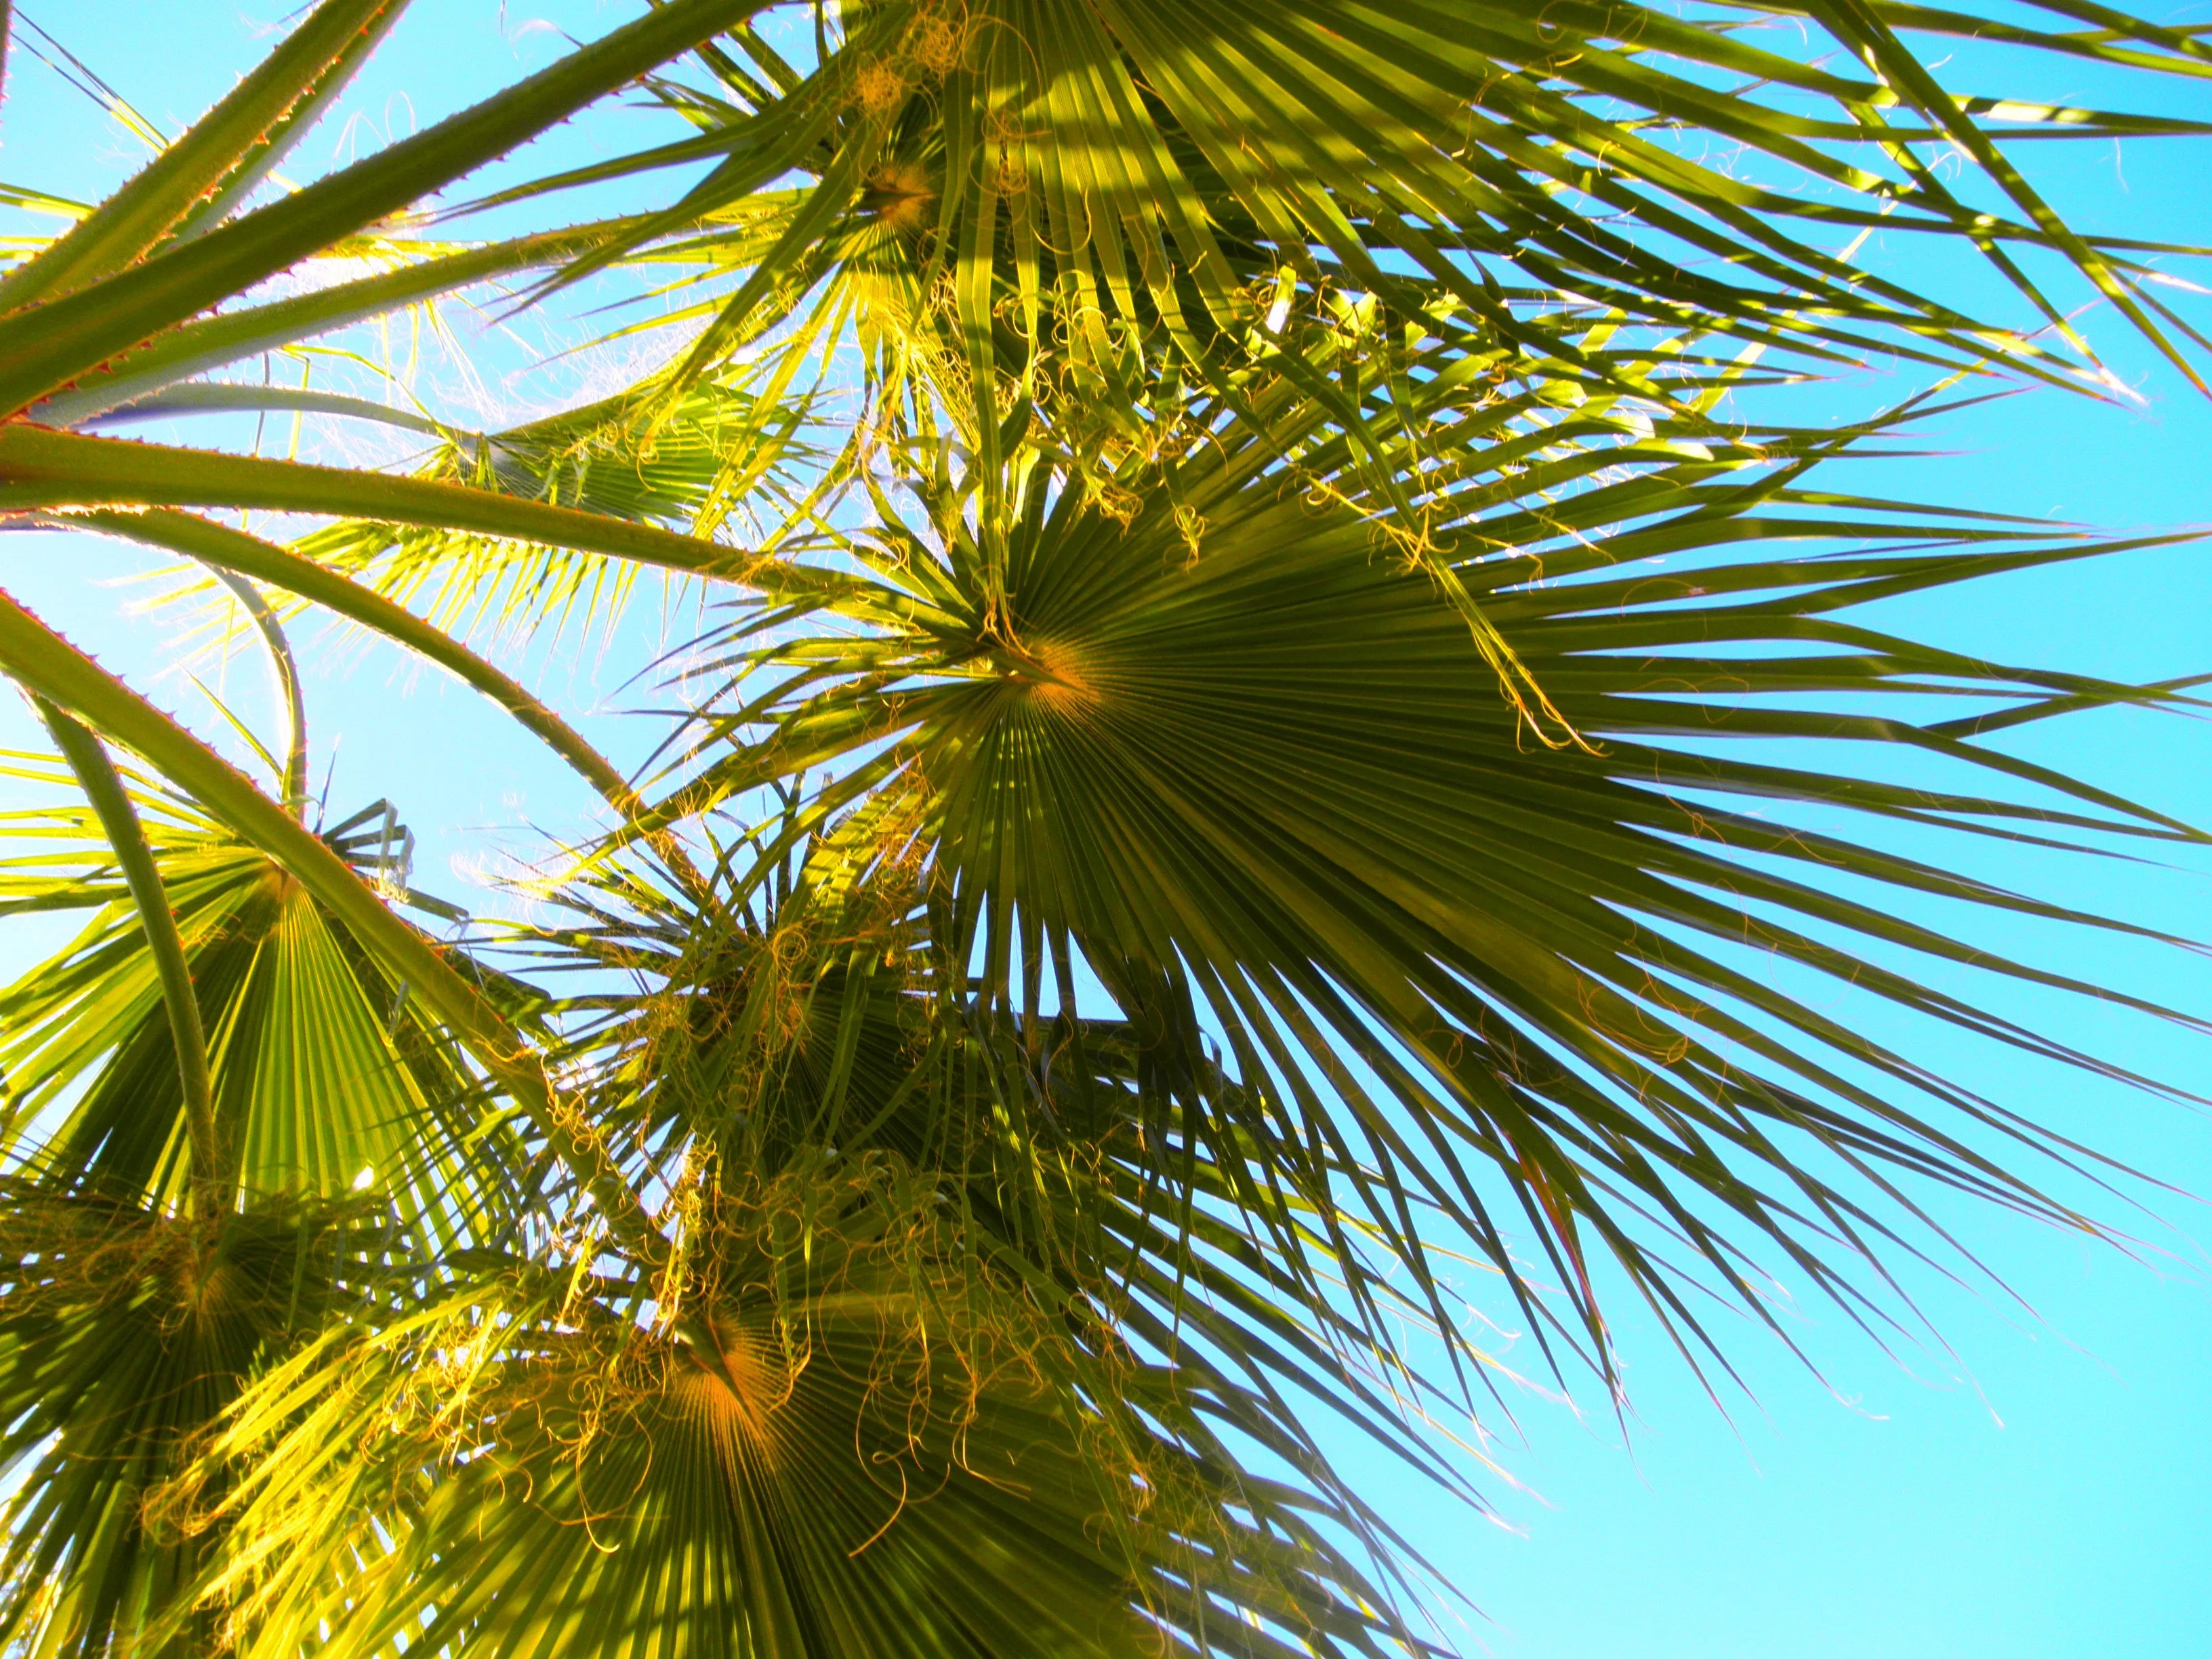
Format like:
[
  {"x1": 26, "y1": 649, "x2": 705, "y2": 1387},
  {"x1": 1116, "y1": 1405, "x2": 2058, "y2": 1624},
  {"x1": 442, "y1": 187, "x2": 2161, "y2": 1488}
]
[{"x1": 2, "y1": 4, "x2": 2211, "y2": 1655}]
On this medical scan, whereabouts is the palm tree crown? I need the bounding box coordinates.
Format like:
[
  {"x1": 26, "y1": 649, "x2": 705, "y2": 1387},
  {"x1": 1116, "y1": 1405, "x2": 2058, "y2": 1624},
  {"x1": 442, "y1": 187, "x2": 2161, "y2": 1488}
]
[{"x1": 0, "y1": 1, "x2": 2205, "y2": 1654}]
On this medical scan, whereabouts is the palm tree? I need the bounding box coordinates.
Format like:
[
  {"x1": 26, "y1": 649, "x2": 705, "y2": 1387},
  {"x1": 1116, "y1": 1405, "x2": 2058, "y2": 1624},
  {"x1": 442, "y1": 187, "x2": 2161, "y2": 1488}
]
[{"x1": 0, "y1": 1, "x2": 2205, "y2": 1653}]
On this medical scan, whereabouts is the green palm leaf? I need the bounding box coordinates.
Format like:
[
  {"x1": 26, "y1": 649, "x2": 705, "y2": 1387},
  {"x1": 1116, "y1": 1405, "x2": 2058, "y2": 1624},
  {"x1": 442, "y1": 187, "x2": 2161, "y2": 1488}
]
[
  {"x1": 671, "y1": 377, "x2": 2209, "y2": 1385},
  {"x1": 0, "y1": 1187, "x2": 397, "y2": 1659},
  {"x1": 0, "y1": 0, "x2": 762, "y2": 417},
  {"x1": 276, "y1": 369, "x2": 821, "y2": 647},
  {"x1": 495, "y1": 0, "x2": 2212, "y2": 491},
  {"x1": 192, "y1": 1155, "x2": 1428, "y2": 1659},
  {"x1": 0, "y1": 0, "x2": 407, "y2": 311},
  {"x1": 0, "y1": 753, "x2": 525, "y2": 1233}
]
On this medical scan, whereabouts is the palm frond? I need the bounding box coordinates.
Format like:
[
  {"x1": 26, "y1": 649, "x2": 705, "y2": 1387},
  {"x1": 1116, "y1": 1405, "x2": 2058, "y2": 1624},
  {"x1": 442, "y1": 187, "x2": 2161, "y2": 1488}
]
[
  {"x1": 0, "y1": 1184, "x2": 399, "y2": 1659},
  {"x1": 669, "y1": 375, "x2": 2209, "y2": 1391},
  {"x1": 500, "y1": 0, "x2": 2212, "y2": 487},
  {"x1": 0, "y1": 752, "x2": 529, "y2": 1240},
  {"x1": 194, "y1": 1156, "x2": 1434, "y2": 1659}
]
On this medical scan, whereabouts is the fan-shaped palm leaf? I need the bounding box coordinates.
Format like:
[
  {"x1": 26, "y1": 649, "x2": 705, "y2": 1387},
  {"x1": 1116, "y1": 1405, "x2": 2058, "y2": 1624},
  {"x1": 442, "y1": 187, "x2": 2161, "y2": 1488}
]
[
  {"x1": 0, "y1": 752, "x2": 528, "y2": 1237},
  {"x1": 189, "y1": 1152, "x2": 1430, "y2": 1659},
  {"x1": 0, "y1": 1185, "x2": 397, "y2": 1659},
  {"x1": 667, "y1": 364, "x2": 2210, "y2": 1387}
]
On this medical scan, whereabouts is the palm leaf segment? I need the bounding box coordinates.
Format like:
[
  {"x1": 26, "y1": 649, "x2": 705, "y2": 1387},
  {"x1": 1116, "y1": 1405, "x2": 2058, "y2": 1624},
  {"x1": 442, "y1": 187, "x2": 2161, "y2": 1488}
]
[
  {"x1": 195, "y1": 1151, "x2": 1413, "y2": 1659},
  {"x1": 0, "y1": 1, "x2": 2200, "y2": 1656},
  {"x1": 0, "y1": 748, "x2": 546, "y2": 1659},
  {"x1": 526, "y1": 0, "x2": 2212, "y2": 498},
  {"x1": 0, "y1": 5, "x2": 857, "y2": 1654}
]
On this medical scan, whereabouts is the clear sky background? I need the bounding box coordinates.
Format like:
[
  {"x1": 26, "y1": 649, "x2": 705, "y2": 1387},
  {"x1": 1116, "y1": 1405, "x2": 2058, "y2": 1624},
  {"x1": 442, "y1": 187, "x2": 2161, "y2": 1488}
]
[{"x1": 1, "y1": 5, "x2": 2210, "y2": 1656}]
